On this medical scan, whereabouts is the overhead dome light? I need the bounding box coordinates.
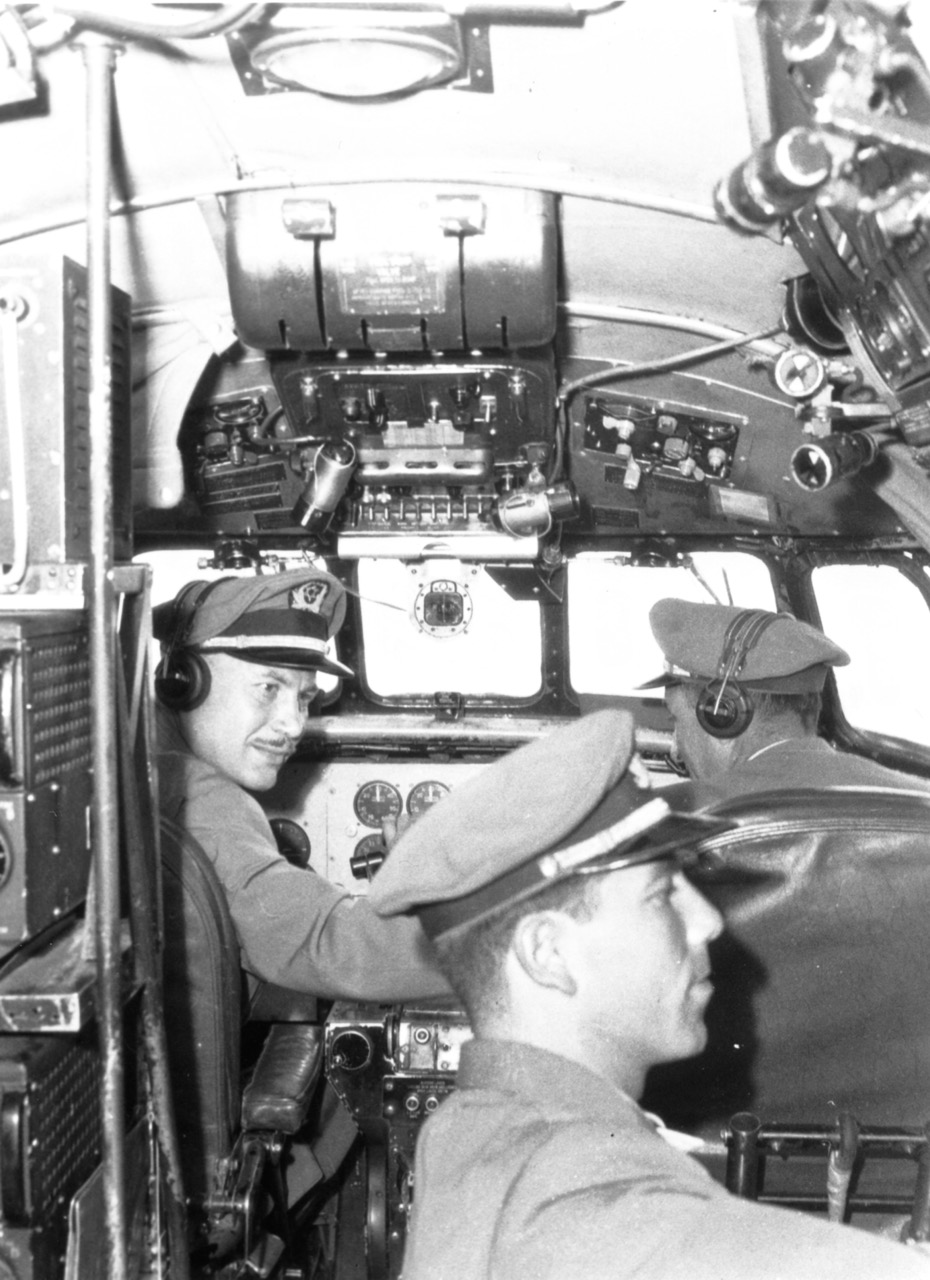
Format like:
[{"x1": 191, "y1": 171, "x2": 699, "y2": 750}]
[{"x1": 245, "y1": 11, "x2": 465, "y2": 100}]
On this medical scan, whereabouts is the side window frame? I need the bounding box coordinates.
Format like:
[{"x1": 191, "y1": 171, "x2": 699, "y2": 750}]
[
  {"x1": 563, "y1": 545, "x2": 781, "y2": 700},
  {"x1": 785, "y1": 549, "x2": 930, "y2": 779},
  {"x1": 336, "y1": 559, "x2": 576, "y2": 716}
]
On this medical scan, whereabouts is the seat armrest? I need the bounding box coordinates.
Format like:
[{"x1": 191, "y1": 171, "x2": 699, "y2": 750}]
[{"x1": 241, "y1": 1023, "x2": 324, "y2": 1135}]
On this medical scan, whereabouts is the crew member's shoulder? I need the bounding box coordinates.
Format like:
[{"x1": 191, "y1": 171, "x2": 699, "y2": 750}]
[
  {"x1": 530, "y1": 1110, "x2": 715, "y2": 1194},
  {"x1": 425, "y1": 1084, "x2": 712, "y2": 1193},
  {"x1": 158, "y1": 742, "x2": 228, "y2": 807},
  {"x1": 853, "y1": 756, "x2": 930, "y2": 792},
  {"x1": 724, "y1": 737, "x2": 930, "y2": 796},
  {"x1": 157, "y1": 744, "x2": 270, "y2": 833}
]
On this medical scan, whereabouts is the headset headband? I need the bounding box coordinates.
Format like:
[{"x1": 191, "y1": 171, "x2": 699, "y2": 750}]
[
  {"x1": 711, "y1": 609, "x2": 779, "y2": 716},
  {"x1": 161, "y1": 579, "x2": 229, "y2": 657}
]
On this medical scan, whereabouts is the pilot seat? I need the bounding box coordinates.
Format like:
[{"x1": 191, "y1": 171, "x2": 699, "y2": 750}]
[{"x1": 160, "y1": 815, "x2": 351, "y2": 1277}]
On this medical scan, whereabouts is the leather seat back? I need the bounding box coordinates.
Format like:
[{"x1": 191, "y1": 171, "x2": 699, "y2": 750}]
[
  {"x1": 160, "y1": 815, "x2": 243, "y2": 1207},
  {"x1": 643, "y1": 786, "x2": 930, "y2": 1132}
]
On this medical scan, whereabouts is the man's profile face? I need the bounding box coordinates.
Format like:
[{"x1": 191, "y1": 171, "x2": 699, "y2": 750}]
[
  {"x1": 180, "y1": 652, "x2": 318, "y2": 791},
  {"x1": 564, "y1": 860, "x2": 723, "y2": 1085}
]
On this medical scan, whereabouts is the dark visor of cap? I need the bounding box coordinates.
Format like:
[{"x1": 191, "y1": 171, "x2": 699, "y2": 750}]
[
  {"x1": 638, "y1": 666, "x2": 829, "y2": 694},
  {"x1": 206, "y1": 646, "x2": 354, "y2": 676},
  {"x1": 637, "y1": 671, "x2": 683, "y2": 690},
  {"x1": 418, "y1": 807, "x2": 734, "y2": 940}
]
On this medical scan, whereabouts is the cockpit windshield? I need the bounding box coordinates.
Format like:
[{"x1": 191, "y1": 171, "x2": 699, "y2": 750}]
[
  {"x1": 568, "y1": 551, "x2": 777, "y2": 696},
  {"x1": 356, "y1": 558, "x2": 543, "y2": 700}
]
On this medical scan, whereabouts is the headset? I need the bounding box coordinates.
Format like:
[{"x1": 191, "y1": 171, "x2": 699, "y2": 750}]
[
  {"x1": 154, "y1": 579, "x2": 226, "y2": 712},
  {"x1": 695, "y1": 609, "x2": 780, "y2": 739}
]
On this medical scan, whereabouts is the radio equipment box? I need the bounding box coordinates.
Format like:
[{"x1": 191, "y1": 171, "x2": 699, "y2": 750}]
[
  {"x1": 0, "y1": 1031, "x2": 101, "y2": 1279},
  {"x1": 0, "y1": 613, "x2": 92, "y2": 954}
]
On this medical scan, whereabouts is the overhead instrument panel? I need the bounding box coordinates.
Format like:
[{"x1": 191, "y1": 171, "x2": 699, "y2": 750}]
[
  {"x1": 163, "y1": 180, "x2": 582, "y2": 559},
  {"x1": 565, "y1": 381, "x2": 909, "y2": 541},
  {"x1": 715, "y1": 1, "x2": 930, "y2": 448},
  {"x1": 570, "y1": 390, "x2": 772, "y2": 535},
  {"x1": 179, "y1": 353, "x2": 562, "y2": 554},
  {"x1": 582, "y1": 397, "x2": 742, "y2": 487}
]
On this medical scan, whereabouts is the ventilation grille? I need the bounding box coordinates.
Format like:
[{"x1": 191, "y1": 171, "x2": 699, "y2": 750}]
[{"x1": 29, "y1": 634, "x2": 92, "y2": 785}]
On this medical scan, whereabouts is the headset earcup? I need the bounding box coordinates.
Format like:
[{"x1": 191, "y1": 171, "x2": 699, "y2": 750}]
[
  {"x1": 695, "y1": 679, "x2": 754, "y2": 739},
  {"x1": 154, "y1": 650, "x2": 212, "y2": 712}
]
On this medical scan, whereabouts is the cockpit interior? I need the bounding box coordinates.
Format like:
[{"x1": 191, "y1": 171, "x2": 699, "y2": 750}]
[{"x1": 5, "y1": 1, "x2": 930, "y2": 1276}]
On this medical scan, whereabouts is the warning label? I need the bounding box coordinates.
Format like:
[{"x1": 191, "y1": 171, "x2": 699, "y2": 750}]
[{"x1": 338, "y1": 253, "x2": 444, "y2": 315}]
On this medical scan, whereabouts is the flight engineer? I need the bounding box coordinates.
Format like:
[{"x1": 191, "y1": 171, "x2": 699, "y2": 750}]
[
  {"x1": 642, "y1": 597, "x2": 930, "y2": 801},
  {"x1": 369, "y1": 710, "x2": 930, "y2": 1279}
]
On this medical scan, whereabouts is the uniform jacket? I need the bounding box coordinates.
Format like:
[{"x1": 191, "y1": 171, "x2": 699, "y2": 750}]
[
  {"x1": 695, "y1": 734, "x2": 930, "y2": 805},
  {"x1": 157, "y1": 707, "x2": 448, "y2": 1001},
  {"x1": 402, "y1": 1039, "x2": 929, "y2": 1280}
]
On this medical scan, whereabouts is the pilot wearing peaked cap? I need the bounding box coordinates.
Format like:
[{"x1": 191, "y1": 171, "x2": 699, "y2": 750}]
[
  {"x1": 368, "y1": 712, "x2": 930, "y2": 1280},
  {"x1": 152, "y1": 568, "x2": 353, "y2": 685},
  {"x1": 643, "y1": 597, "x2": 930, "y2": 802},
  {"x1": 155, "y1": 565, "x2": 449, "y2": 1007}
]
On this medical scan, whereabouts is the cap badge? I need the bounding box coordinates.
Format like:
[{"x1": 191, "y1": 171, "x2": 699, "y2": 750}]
[{"x1": 290, "y1": 580, "x2": 331, "y2": 614}]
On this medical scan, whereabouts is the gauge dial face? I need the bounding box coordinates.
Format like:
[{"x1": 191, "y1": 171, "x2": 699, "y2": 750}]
[
  {"x1": 354, "y1": 833, "x2": 387, "y2": 858},
  {"x1": 269, "y1": 817, "x2": 311, "y2": 868},
  {"x1": 407, "y1": 780, "x2": 451, "y2": 816},
  {"x1": 354, "y1": 781, "x2": 403, "y2": 828}
]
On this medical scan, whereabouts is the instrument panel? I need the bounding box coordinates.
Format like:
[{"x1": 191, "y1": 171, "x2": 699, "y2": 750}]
[
  {"x1": 352, "y1": 779, "x2": 452, "y2": 828},
  {"x1": 261, "y1": 759, "x2": 488, "y2": 891}
]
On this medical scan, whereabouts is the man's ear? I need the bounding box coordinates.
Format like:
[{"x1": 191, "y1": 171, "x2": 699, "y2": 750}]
[{"x1": 510, "y1": 912, "x2": 577, "y2": 997}]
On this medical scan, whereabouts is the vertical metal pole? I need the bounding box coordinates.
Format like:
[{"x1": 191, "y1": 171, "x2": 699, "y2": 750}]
[
  {"x1": 826, "y1": 1111, "x2": 859, "y2": 1224},
  {"x1": 79, "y1": 32, "x2": 127, "y2": 1280}
]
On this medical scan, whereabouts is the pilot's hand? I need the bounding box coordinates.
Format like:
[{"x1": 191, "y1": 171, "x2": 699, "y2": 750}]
[{"x1": 381, "y1": 812, "x2": 414, "y2": 850}]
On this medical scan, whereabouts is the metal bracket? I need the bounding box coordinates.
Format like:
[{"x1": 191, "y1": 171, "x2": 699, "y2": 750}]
[{"x1": 433, "y1": 691, "x2": 465, "y2": 721}]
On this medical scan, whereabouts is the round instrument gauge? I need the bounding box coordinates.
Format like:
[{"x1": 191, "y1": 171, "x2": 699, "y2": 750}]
[
  {"x1": 269, "y1": 818, "x2": 311, "y2": 868},
  {"x1": 413, "y1": 578, "x2": 473, "y2": 637},
  {"x1": 350, "y1": 833, "x2": 387, "y2": 881},
  {"x1": 354, "y1": 781, "x2": 403, "y2": 828},
  {"x1": 329, "y1": 1028, "x2": 373, "y2": 1073},
  {"x1": 353, "y1": 833, "x2": 387, "y2": 859},
  {"x1": 407, "y1": 780, "x2": 451, "y2": 816}
]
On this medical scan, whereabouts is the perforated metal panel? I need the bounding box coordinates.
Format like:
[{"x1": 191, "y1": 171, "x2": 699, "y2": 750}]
[
  {"x1": 21, "y1": 631, "x2": 91, "y2": 789},
  {"x1": 0, "y1": 1034, "x2": 101, "y2": 1279},
  {"x1": 0, "y1": 615, "x2": 92, "y2": 951}
]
